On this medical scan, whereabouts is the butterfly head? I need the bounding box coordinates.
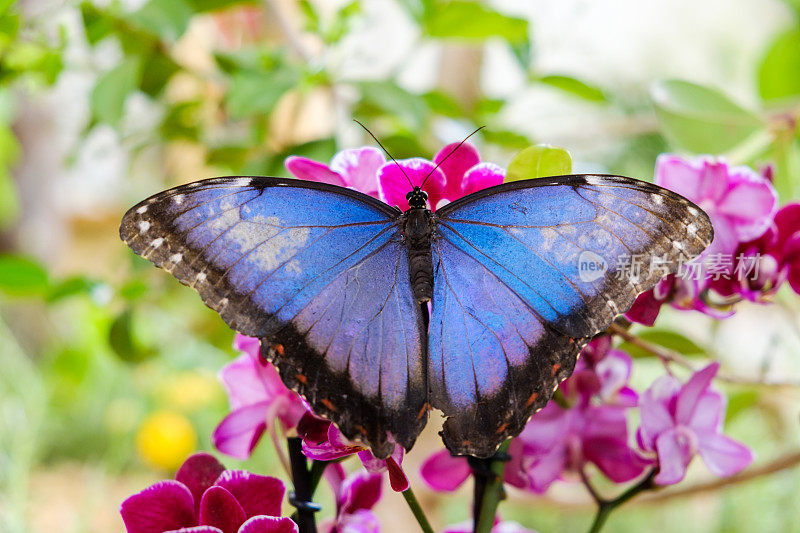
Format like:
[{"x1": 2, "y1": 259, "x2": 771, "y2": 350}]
[{"x1": 406, "y1": 187, "x2": 428, "y2": 209}]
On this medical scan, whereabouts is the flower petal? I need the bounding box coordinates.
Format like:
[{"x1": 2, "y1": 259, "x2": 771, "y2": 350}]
[
  {"x1": 212, "y1": 402, "x2": 269, "y2": 460},
  {"x1": 219, "y1": 354, "x2": 270, "y2": 414},
  {"x1": 215, "y1": 470, "x2": 285, "y2": 518},
  {"x1": 717, "y1": 167, "x2": 778, "y2": 241},
  {"x1": 340, "y1": 471, "x2": 382, "y2": 514},
  {"x1": 653, "y1": 428, "x2": 694, "y2": 485},
  {"x1": 583, "y1": 436, "x2": 650, "y2": 483},
  {"x1": 336, "y1": 510, "x2": 380, "y2": 533},
  {"x1": 239, "y1": 516, "x2": 299, "y2": 533},
  {"x1": 285, "y1": 156, "x2": 346, "y2": 186},
  {"x1": 121, "y1": 480, "x2": 197, "y2": 533},
  {"x1": 420, "y1": 449, "x2": 471, "y2": 491},
  {"x1": 386, "y1": 456, "x2": 410, "y2": 492},
  {"x1": 165, "y1": 526, "x2": 223, "y2": 533},
  {"x1": 330, "y1": 147, "x2": 384, "y2": 196},
  {"x1": 638, "y1": 375, "x2": 681, "y2": 450},
  {"x1": 696, "y1": 430, "x2": 753, "y2": 478},
  {"x1": 198, "y1": 486, "x2": 247, "y2": 533},
  {"x1": 175, "y1": 453, "x2": 227, "y2": 513},
  {"x1": 434, "y1": 142, "x2": 480, "y2": 200},
  {"x1": 461, "y1": 162, "x2": 505, "y2": 197},
  {"x1": 524, "y1": 444, "x2": 567, "y2": 493},
  {"x1": 675, "y1": 362, "x2": 719, "y2": 424},
  {"x1": 654, "y1": 155, "x2": 706, "y2": 202},
  {"x1": 377, "y1": 159, "x2": 445, "y2": 211}
]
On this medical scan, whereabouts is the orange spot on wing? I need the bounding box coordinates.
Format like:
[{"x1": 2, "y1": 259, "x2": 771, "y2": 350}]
[
  {"x1": 274, "y1": 343, "x2": 284, "y2": 356},
  {"x1": 295, "y1": 373, "x2": 307, "y2": 384},
  {"x1": 496, "y1": 422, "x2": 509, "y2": 434},
  {"x1": 355, "y1": 424, "x2": 368, "y2": 435},
  {"x1": 551, "y1": 363, "x2": 561, "y2": 376},
  {"x1": 320, "y1": 398, "x2": 337, "y2": 412},
  {"x1": 526, "y1": 391, "x2": 539, "y2": 407},
  {"x1": 416, "y1": 403, "x2": 430, "y2": 420}
]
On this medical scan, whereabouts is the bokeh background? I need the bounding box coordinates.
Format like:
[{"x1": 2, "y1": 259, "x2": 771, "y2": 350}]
[{"x1": 3, "y1": 0, "x2": 800, "y2": 531}]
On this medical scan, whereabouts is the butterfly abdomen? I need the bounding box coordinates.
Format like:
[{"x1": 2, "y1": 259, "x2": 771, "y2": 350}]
[{"x1": 403, "y1": 208, "x2": 434, "y2": 303}]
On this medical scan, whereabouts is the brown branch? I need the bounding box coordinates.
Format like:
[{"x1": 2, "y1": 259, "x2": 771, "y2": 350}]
[
  {"x1": 608, "y1": 323, "x2": 800, "y2": 388},
  {"x1": 639, "y1": 450, "x2": 800, "y2": 504}
]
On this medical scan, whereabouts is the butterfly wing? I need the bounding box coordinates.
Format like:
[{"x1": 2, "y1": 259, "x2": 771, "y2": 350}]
[
  {"x1": 120, "y1": 177, "x2": 427, "y2": 458},
  {"x1": 430, "y1": 174, "x2": 713, "y2": 457}
]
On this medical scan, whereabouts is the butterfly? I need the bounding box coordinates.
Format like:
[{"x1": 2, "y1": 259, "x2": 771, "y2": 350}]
[{"x1": 120, "y1": 172, "x2": 712, "y2": 459}]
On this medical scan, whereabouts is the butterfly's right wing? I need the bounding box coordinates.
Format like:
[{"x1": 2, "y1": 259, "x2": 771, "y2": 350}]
[{"x1": 120, "y1": 177, "x2": 427, "y2": 457}]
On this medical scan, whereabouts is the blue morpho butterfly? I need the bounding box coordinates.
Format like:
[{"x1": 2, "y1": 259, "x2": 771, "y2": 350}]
[{"x1": 120, "y1": 153, "x2": 713, "y2": 459}]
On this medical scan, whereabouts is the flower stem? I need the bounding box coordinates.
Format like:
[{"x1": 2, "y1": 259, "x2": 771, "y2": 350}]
[
  {"x1": 308, "y1": 460, "x2": 330, "y2": 495},
  {"x1": 287, "y1": 437, "x2": 319, "y2": 533},
  {"x1": 469, "y1": 440, "x2": 512, "y2": 533},
  {"x1": 587, "y1": 469, "x2": 657, "y2": 533},
  {"x1": 401, "y1": 486, "x2": 435, "y2": 533}
]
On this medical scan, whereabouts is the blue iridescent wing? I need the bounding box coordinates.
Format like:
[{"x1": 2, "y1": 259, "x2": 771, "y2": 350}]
[
  {"x1": 120, "y1": 177, "x2": 427, "y2": 457},
  {"x1": 430, "y1": 175, "x2": 713, "y2": 457}
]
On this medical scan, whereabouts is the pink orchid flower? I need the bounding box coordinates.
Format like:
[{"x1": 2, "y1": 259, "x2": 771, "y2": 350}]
[
  {"x1": 419, "y1": 439, "x2": 528, "y2": 493},
  {"x1": 121, "y1": 453, "x2": 295, "y2": 533},
  {"x1": 286, "y1": 147, "x2": 385, "y2": 197},
  {"x1": 320, "y1": 468, "x2": 382, "y2": 533},
  {"x1": 377, "y1": 142, "x2": 504, "y2": 211},
  {"x1": 297, "y1": 413, "x2": 409, "y2": 492},
  {"x1": 627, "y1": 155, "x2": 777, "y2": 324},
  {"x1": 213, "y1": 335, "x2": 308, "y2": 460},
  {"x1": 710, "y1": 202, "x2": 800, "y2": 302},
  {"x1": 637, "y1": 362, "x2": 753, "y2": 485}
]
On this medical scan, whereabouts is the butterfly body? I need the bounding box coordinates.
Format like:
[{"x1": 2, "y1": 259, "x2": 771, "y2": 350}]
[{"x1": 121, "y1": 174, "x2": 713, "y2": 459}]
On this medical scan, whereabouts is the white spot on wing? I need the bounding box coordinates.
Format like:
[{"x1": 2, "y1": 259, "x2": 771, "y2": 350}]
[
  {"x1": 195, "y1": 272, "x2": 207, "y2": 282},
  {"x1": 651, "y1": 194, "x2": 664, "y2": 205},
  {"x1": 151, "y1": 237, "x2": 164, "y2": 248},
  {"x1": 687, "y1": 223, "x2": 697, "y2": 235},
  {"x1": 584, "y1": 176, "x2": 603, "y2": 186},
  {"x1": 138, "y1": 221, "x2": 150, "y2": 233},
  {"x1": 687, "y1": 206, "x2": 700, "y2": 217},
  {"x1": 173, "y1": 194, "x2": 184, "y2": 205},
  {"x1": 136, "y1": 205, "x2": 148, "y2": 214},
  {"x1": 170, "y1": 253, "x2": 183, "y2": 263}
]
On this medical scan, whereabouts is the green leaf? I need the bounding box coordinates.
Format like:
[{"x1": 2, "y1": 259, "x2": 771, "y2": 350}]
[
  {"x1": 725, "y1": 388, "x2": 760, "y2": 423},
  {"x1": 356, "y1": 81, "x2": 428, "y2": 129},
  {"x1": 80, "y1": 2, "x2": 114, "y2": 45},
  {"x1": 186, "y1": 0, "x2": 255, "y2": 12},
  {"x1": 758, "y1": 29, "x2": 800, "y2": 101},
  {"x1": 619, "y1": 329, "x2": 706, "y2": 359},
  {"x1": 90, "y1": 56, "x2": 143, "y2": 125},
  {"x1": 46, "y1": 276, "x2": 98, "y2": 303},
  {"x1": 652, "y1": 79, "x2": 764, "y2": 153},
  {"x1": 538, "y1": 74, "x2": 607, "y2": 103},
  {"x1": 506, "y1": 145, "x2": 571, "y2": 181},
  {"x1": 139, "y1": 54, "x2": 180, "y2": 97},
  {"x1": 0, "y1": 255, "x2": 49, "y2": 296},
  {"x1": 128, "y1": 0, "x2": 194, "y2": 42},
  {"x1": 768, "y1": 137, "x2": 800, "y2": 201},
  {"x1": 422, "y1": 1, "x2": 528, "y2": 44},
  {"x1": 423, "y1": 90, "x2": 463, "y2": 117},
  {"x1": 481, "y1": 128, "x2": 531, "y2": 149},
  {"x1": 108, "y1": 309, "x2": 153, "y2": 363},
  {"x1": 225, "y1": 69, "x2": 296, "y2": 120}
]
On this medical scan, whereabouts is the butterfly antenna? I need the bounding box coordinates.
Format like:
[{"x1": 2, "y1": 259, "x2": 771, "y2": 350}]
[
  {"x1": 420, "y1": 125, "x2": 486, "y2": 188},
  {"x1": 353, "y1": 119, "x2": 413, "y2": 188}
]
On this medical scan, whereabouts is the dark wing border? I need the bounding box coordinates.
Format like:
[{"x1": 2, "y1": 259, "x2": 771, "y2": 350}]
[{"x1": 436, "y1": 174, "x2": 706, "y2": 218}]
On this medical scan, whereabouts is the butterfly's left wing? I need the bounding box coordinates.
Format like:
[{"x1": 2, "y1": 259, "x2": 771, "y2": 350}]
[
  {"x1": 430, "y1": 175, "x2": 713, "y2": 458},
  {"x1": 120, "y1": 177, "x2": 427, "y2": 458}
]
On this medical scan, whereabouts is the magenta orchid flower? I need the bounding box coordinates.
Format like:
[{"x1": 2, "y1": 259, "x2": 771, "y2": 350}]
[
  {"x1": 512, "y1": 401, "x2": 650, "y2": 493},
  {"x1": 560, "y1": 337, "x2": 638, "y2": 408},
  {"x1": 377, "y1": 142, "x2": 504, "y2": 211},
  {"x1": 637, "y1": 362, "x2": 753, "y2": 485},
  {"x1": 297, "y1": 413, "x2": 410, "y2": 492},
  {"x1": 121, "y1": 453, "x2": 296, "y2": 533},
  {"x1": 213, "y1": 335, "x2": 308, "y2": 460},
  {"x1": 627, "y1": 155, "x2": 778, "y2": 324},
  {"x1": 420, "y1": 439, "x2": 528, "y2": 493},
  {"x1": 320, "y1": 469, "x2": 382, "y2": 533},
  {"x1": 286, "y1": 147, "x2": 385, "y2": 197},
  {"x1": 710, "y1": 202, "x2": 800, "y2": 302}
]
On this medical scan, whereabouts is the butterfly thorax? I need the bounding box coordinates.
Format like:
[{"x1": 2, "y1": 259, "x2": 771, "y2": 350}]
[{"x1": 403, "y1": 188, "x2": 434, "y2": 303}]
